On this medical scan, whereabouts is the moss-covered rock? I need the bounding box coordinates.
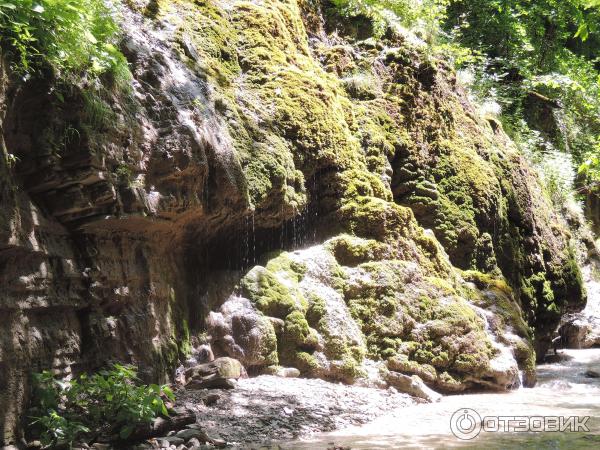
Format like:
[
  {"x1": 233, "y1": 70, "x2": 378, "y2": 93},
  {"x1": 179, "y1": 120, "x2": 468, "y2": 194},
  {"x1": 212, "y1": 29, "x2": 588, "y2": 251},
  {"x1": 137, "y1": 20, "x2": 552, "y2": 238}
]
[
  {"x1": 223, "y1": 234, "x2": 531, "y2": 391},
  {"x1": 240, "y1": 251, "x2": 309, "y2": 318},
  {"x1": 234, "y1": 248, "x2": 367, "y2": 381}
]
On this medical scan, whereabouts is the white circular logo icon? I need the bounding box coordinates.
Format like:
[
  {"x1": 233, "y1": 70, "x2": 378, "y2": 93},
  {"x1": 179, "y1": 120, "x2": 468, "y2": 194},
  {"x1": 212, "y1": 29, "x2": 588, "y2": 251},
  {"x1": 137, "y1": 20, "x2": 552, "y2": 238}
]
[{"x1": 450, "y1": 408, "x2": 482, "y2": 440}]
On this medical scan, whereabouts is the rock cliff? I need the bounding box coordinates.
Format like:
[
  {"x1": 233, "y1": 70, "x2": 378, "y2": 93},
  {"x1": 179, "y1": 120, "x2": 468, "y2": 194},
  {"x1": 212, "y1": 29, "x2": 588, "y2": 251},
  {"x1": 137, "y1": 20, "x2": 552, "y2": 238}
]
[{"x1": 0, "y1": 0, "x2": 585, "y2": 444}]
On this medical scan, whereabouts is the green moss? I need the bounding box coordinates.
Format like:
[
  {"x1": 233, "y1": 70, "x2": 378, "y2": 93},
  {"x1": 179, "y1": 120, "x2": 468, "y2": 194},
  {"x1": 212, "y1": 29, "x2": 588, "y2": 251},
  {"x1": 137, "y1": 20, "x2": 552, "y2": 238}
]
[
  {"x1": 343, "y1": 261, "x2": 405, "y2": 358},
  {"x1": 463, "y1": 270, "x2": 513, "y2": 297},
  {"x1": 294, "y1": 351, "x2": 319, "y2": 373},
  {"x1": 180, "y1": 319, "x2": 192, "y2": 356},
  {"x1": 278, "y1": 308, "x2": 321, "y2": 375},
  {"x1": 341, "y1": 257, "x2": 497, "y2": 380},
  {"x1": 241, "y1": 267, "x2": 303, "y2": 318},
  {"x1": 339, "y1": 169, "x2": 391, "y2": 202},
  {"x1": 454, "y1": 352, "x2": 490, "y2": 373},
  {"x1": 305, "y1": 292, "x2": 367, "y2": 382},
  {"x1": 423, "y1": 277, "x2": 456, "y2": 295},
  {"x1": 327, "y1": 234, "x2": 387, "y2": 266},
  {"x1": 148, "y1": 0, "x2": 582, "y2": 389},
  {"x1": 437, "y1": 371, "x2": 465, "y2": 392},
  {"x1": 514, "y1": 338, "x2": 536, "y2": 379},
  {"x1": 169, "y1": 0, "x2": 240, "y2": 84},
  {"x1": 464, "y1": 270, "x2": 533, "y2": 340},
  {"x1": 339, "y1": 196, "x2": 413, "y2": 241},
  {"x1": 306, "y1": 293, "x2": 327, "y2": 325},
  {"x1": 387, "y1": 355, "x2": 437, "y2": 382},
  {"x1": 342, "y1": 72, "x2": 380, "y2": 100},
  {"x1": 265, "y1": 252, "x2": 307, "y2": 281},
  {"x1": 283, "y1": 311, "x2": 311, "y2": 346},
  {"x1": 239, "y1": 251, "x2": 311, "y2": 319},
  {"x1": 520, "y1": 272, "x2": 557, "y2": 321},
  {"x1": 257, "y1": 316, "x2": 280, "y2": 367},
  {"x1": 338, "y1": 355, "x2": 366, "y2": 380}
]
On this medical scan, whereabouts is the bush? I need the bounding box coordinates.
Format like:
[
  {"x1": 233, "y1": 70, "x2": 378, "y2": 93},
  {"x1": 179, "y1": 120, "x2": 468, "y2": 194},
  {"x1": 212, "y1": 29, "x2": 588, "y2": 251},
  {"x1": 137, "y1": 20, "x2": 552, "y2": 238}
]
[
  {"x1": 0, "y1": 0, "x2": 126, "y2": 80},
  {"x1": 330, "y1": 0, "x2": 449, "y2": 41},
  {"x1": 578, "y1": 148, "x2": 600, "y2": 192},
  {"x1": 29, "y1": 364, "x2": 175, "y2": 448},
  {"x1": 442, "y1": 0, "x2": 600, "y2": 184}
]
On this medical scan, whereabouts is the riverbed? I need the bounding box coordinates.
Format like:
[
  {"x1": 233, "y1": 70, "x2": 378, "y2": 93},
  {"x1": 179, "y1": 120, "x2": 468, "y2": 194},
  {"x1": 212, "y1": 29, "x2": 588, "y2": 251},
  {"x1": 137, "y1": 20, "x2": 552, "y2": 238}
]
[{"x1": 282, "y1": 349, "x2": 600, "y2": 449}]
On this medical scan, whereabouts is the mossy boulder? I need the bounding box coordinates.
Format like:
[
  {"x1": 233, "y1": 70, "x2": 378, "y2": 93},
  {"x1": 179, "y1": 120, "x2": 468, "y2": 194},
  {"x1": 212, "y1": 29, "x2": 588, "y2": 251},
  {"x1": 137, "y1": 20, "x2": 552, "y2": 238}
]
[
  {"x1": 228, "y1": 248, "x2": 367, "y2": 382},
  {"x1": 207, "y1": 297, "x2": 279, "y2": 370},
  {"x1": 214, "y1": 235, "x2": 532, "y2": 391}
]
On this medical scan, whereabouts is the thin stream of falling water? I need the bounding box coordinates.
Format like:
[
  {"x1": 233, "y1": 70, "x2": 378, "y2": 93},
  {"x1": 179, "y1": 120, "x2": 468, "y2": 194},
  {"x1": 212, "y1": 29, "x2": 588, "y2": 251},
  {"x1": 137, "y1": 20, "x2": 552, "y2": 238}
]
[
  {"x1": 251, "y1": 211, "x2": 256, "y2": 266},
  {"x1": 292, "y1": 206, "x2": 298, "y2": 249},
  {"x1": 312, "y1": 176, "x2": 318, "y2": 244}
]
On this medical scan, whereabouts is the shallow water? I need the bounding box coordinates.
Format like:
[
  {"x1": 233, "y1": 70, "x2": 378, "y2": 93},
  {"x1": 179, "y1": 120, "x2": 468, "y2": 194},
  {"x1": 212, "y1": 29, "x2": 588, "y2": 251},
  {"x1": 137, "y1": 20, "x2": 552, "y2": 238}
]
[{"x1": 283, "y1": 349, "x2": 600, "y2": 449}]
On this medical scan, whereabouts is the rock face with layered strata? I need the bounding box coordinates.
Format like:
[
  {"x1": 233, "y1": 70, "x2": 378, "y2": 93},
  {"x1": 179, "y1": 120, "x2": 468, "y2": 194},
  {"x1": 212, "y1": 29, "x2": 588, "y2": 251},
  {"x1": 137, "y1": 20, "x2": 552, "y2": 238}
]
[{"x1": 0, "y1": 0, "x2": 585, "y2": 444}]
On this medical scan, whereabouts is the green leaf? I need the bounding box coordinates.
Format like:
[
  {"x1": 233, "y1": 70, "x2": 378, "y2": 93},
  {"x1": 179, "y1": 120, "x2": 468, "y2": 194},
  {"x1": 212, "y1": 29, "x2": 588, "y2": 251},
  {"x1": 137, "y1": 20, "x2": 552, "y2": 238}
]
[
  {"x1": 162, "y1": 385, "x2": 175, "y2": 401},
  {"x1": 575, "y1": 22, "x2": 589, "y2": 40}
]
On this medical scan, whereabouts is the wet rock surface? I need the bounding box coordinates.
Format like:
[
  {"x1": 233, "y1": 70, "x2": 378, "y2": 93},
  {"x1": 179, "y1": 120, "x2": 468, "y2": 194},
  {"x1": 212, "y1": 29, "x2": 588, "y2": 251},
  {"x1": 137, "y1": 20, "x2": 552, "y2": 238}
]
[{"x1": 560, "y1": 264, "x2": 600, "y2": 349}]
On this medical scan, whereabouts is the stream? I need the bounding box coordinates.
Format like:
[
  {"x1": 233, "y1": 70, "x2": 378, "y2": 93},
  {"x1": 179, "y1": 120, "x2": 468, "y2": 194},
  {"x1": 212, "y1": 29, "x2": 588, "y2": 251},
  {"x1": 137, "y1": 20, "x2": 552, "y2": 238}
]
[{"x1": 282, "y1": 349, "x2": 600, "y2": 449}]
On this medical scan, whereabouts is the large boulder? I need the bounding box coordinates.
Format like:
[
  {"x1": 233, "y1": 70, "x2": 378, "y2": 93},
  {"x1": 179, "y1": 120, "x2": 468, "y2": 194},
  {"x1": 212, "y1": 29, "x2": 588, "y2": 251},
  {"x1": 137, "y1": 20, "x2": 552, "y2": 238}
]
[
  {"x1": 185, "y1": 357, "x2": 247, "y2": 390},
  {"x1": 208, "y1": 237, "x2": 534, "y2": 392},
  {"x1": 207, "y1": 297, "x2": 279, "y2": 371}
]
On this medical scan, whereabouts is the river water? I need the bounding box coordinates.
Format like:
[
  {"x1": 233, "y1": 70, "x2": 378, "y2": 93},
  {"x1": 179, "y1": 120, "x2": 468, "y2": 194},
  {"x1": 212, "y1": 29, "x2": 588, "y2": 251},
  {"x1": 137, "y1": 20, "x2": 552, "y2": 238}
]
[{"x1": 284, "y1": 349, "x2": 600, "y2": 449}]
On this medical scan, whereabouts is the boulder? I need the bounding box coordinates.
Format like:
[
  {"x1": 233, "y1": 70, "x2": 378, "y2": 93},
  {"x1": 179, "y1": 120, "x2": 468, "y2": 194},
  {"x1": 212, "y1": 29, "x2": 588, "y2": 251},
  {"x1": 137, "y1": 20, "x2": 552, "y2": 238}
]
[
  {"x1": 387, "y1": 356, "x2": 436, "y2": 383},
  {"x1": 384, "y1": 371, "x2": 442, "y2": 403},
  {"x1": 185, "y1": 357, "x2": 245, "y2": 380},
  {"x1": 560, "y1": 316, "x2": 600, "y2": 349},
  {"x1": 191, "y1": 344, "x2": 214, "y2": 364},
  {"x1": 156, "y1": 436, "x2": 184, "y2": 446},
  {"x1": 207, "y1": 297, "x2": 278, "y2": 369},
  {"x1": 275, "y1": 367, "x2": 301, "y2": 378},
  {"x1": 185, "y1": 357, "x2": 246, "y2": 390},
  {"x1": 175, "y1": 428, "x2": 209, "y2": 441}
]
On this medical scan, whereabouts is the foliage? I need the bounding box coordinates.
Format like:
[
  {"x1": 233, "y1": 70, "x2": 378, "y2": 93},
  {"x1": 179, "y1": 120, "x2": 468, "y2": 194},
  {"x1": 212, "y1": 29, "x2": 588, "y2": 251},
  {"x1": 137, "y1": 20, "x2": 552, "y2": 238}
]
[
  {"x1": 330, "y1": 0, "x2": 450, "y2": 40},
  {"x1": 30, "y1": 364, "x2": 175, "y2": 448},
  {"x1": 578, "y1": 146, "x2": 600, "y2": 191},
  {"x1": 445, "y1": 0, "x2": 600, "y2": 73},
  {"x1": 0, "y1": 0, "x2": 127, "y2": 81},
  {"x1": 442, "y1": 0, "x2": 600, "y2": 186}
]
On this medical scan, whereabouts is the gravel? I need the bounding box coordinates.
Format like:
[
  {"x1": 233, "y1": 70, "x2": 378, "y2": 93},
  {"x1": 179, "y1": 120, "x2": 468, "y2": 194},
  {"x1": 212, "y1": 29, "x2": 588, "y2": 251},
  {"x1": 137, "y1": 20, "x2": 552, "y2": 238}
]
[{"x1": 178, "y1": 375, "x2": 415, "y2": 447}]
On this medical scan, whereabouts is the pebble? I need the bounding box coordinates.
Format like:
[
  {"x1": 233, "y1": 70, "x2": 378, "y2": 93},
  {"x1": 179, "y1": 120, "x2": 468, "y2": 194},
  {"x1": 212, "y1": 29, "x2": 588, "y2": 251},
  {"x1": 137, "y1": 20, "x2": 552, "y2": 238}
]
[
  {"x1": 202, "y1": 393, "x2": 220, "y2": 405},
  {"x1": 91, "y1": 444, "x2": 111, "y2": 450},
  {"x1": 211, "y1": 438, "x2": 227, "y2": 448},
  {"x1": 188, "y1": 437, "x2": 201, "y2": 447},
  {"x1": 157, "y1": 436, "x2": 185, "y2": 446},
  {"x1": 175, "y1": 428, "x2": 208, "y2": 440}
]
